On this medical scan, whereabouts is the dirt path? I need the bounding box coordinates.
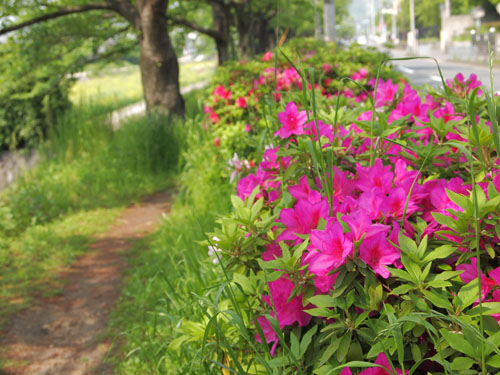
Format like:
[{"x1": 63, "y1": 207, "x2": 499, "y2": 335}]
[{"x1": 0, "y1": 191, "x2": 172, "y2": 375}]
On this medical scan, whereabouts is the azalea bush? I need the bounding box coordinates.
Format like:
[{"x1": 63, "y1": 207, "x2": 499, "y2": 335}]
[
  {"x1": 202, "y1": 38, "x2": 401, "y2": 165},
  {"x1": 176, "y1": 43, "x2": 500, "y2": 374}
]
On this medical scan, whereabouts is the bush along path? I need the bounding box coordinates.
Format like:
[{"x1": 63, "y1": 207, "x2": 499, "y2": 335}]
[{"x1": 0, "y1": 191, "x2": 172, "y2": 375}]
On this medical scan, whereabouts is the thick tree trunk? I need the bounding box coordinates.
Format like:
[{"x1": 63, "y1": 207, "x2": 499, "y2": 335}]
[
  {"x1": 137, "y1": 0, "x2": 184, "y2": 117},
  {"x1": 234, "y1": 2, "x2": 274, "y2": 60},
  {"x1": 211, "y1": 2, "x2": 231, "y2": 65},
  {"x1": 254, "y1": 17, "x2": 274, "y2": 55},
  {"x1": 233, "y1": 2, "x2": 254, "y2": 59}
]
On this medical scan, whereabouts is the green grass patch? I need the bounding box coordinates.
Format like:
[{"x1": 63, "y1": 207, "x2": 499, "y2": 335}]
[
  {"x1": 0, "y1": 89, "x2": 205, "y2": 330},
  {"x1": 0, "y1": 207, "x2": 121, "y2": 325},
  {"x1": 107, "y1": 109, "x2": 234, "y2": 374},
  {"x1": 69, "y1": 59, "x2": 216, "y2": 107}
]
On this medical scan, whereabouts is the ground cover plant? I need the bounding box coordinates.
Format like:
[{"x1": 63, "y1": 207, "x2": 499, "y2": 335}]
[
  {"x1": 159, "y1": 43, "x2": 500, "y2": 374},
  {"x1": 0, "y1": 91, "x2": 202, "y2": 329}
]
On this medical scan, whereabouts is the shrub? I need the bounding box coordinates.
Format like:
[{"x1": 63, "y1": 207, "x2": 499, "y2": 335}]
[{"x1": 189, "y1": 46, "x2": 500, "y2": 374}]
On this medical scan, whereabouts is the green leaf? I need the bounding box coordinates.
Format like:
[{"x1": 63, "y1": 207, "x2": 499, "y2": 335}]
[
  {"x1": 431, "y1": 212, "x2": 457, "y2": 229},
  {"x1": 468, "y1": 302, "x2": 500, "y2": 316},
  {"x1": 422, "y1": 290, "x2": 453, "y2": 310},
  {"x1": 458, "y1": 279, "x2": 480, "y2": 309},
  {"x1": 318, "y1": 338, "x2": 340, "y2": 367},
  {"x1": 307, "y1": 294, "x2": 335, "y2": 309},
  {"x1": 411, "y1": 343, "x2": 422, "y2": 362},
  {"x1": 446, "y1": 189, "x2": 471, "y2": 211},
  {"x1": 422, "y1": 245, "x2": 456, "y2": 264},
  {"x1": 299, "y1": 325, "x2": 318, "y2": 357},
  {"x1": 441, "y1": 330, "x2": 476, "y2": 357},
  {"x1": 291, "y1": 330, "x2": 300, "y2": 359},
  {"x1": 336, "y1": 331, "x2": 352, "y2": 362},
  {"x1": 231, "y1": 195, "x2": 244, "y2": 209},
  {"x1": 487, "y1": 354, "x2": 500, "y2": 368},
  {"x1": 391, "y1": 284, "x2": 414, "y2": 295},
  {"x1": 233, "y1": 273, "x2": 254, "y2": 295},
  {"x1": 450, "y1": 357, "x2": 475, "y2": 370},
  {"x1": 398, "y1": 232, "x2": 418, "y2": 256}
]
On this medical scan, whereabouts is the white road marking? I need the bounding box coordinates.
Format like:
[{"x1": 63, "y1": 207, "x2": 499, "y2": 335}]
[
  {"x1": 398, "y1": 65, "x2": 415, "y2": 74},
  {"x1": 430, "y1": 75, "x2": 443, "y2": 82}
]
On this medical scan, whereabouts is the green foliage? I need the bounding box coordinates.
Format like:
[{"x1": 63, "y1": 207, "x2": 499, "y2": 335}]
[
  {"x1": 0, "y1": 90, "x2": 204, "y2": 332},
  {"x1": 0, "y1": 1, "x2": 137, "y2": 150}
]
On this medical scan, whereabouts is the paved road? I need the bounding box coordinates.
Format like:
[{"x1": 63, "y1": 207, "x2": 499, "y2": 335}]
[{"x1": 388, "y1": 49, "x2": 500, "y2": 93}]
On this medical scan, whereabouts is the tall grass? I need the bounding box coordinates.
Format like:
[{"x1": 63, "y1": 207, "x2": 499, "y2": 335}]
[
  {"x1": 0, "y1": 90, "x2": 203, "y2": 332},
  {"x1": 108, "y1": 100, "x2": 234, "y2": 374}
]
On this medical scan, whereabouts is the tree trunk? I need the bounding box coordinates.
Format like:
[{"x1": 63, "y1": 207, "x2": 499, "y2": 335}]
[
  {"x1": 211, "y1": 2, "x2": 231, "y2": 65},
  {"x1": 234, "y1": 2, "x2": 254, "y2": 59},
  {"x1": 254, "y1": 17, "x2": 274, "y2": 55},
  {"x1": 137, "y1": 0, "x2": 184, "y2": 117},
  {"x1": 234, "y1": 2, "x2": 274, "y2": 59}
]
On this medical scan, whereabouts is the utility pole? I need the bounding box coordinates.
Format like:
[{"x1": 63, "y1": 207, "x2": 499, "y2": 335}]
[
  {"x1": 392, "y1": 0, "x2": 398, "y2": 43},
  {"x1": 324, "y1": 0, "x2": 336, "y2": 42},
  {"x1": 444, "y1": 0, "x2": 451, "y2": 17},
  {"x1": 370, "y1": 0, "x2": 376, "y2": 43},
  {"x1": 409, "y1": 0, "x2": 416, "y2": 51},
  {"x1": 314, "y1": 0, "x2": 322, "y2": 39}
]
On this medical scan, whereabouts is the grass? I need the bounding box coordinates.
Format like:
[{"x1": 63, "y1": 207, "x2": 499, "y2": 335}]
[
  {"x1": 0, "y1": 88, "x2": 205, "y2": 331},
  {"x1": 107, "y1": 105, "x2": 233, "y2": 374},
  {"x1": 0, "y1": 207, "x2": 121, "y2": 325},
  {"x1": 69, "y1": 59, "x2": 216, "y2": 107}
]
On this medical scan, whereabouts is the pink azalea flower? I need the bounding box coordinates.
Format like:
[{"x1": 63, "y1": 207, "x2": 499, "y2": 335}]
[
  {"x1": 236, "y1": 96, "x2": 247, "y2": 108},
  {"x1": 209, "y1": 111, "x2": 220, "y2": 124},
  {"x1": 358, "y1": 188, "x2": 385, "y2": 220},
  {"x1": 262, "y1": 242, "x2": 282, "y2": 261},
  {"x1": 304, "y1": 219, "x2": 353, "y2": 276},
  {"x1": 244, "y1": 123, "x2": 252, "y2": 132},
  {"x1": 456, "y1": 258, "x2": 496, "y2": 299},
  {"x1": 277, "y1": 198, "x2": 329, "y2": 242},
  {"x1": 331, "y1": 167, "x2": 355, "y2": 202},
  {"x1": 258, "y1": 146, "x2": 292, "y2": 173},
  {"x1": 213, "y1": 84, "x2": 232, "y2": 100},
  {"x1": 359, "y1": 231, "x2": 400, "y2": 278},
  {"x1": 383, "y1": 187, "x2": 419, "y2": 220},
  {"x1": 255, "y1": 316, "x2": 279, "y2": 356},
  {"x1": 374, "y1": 79, "x2": 399, "y2": 108},
  {"x1": 341, "y1": 210, "x2": 389, "y2": 242},
  {"x1": 289, "y1": 176, "x2": 322, "y2": 203},
  {"x1": 275, "y1": 102, "x2": 308, "y2": 139},
  {"x1": 360, "y1": 353, "x2": 407, "y2": 375},
  {"x1": 262, "y1": 51, "x2": 273, "y2": 62},
  {"x1": 304, "y1": 120, "x2": 334, "y2": 143},
  {"x1": 351, "y1": 67, "x2": 368, "y2": 81},
  {"x1": 340, "y1": 368, "x2": 352, "y2": 375},
  {"x1": 489, "y1": 266, "x2": 500, "y2": 286},
  {"x1": 389, "y1": 84, "x2": 429, "y2": 124},
  {"x1": 214, "y1": 137, "x2": 220, "y2": 147},
  {"x1": 264, "y1": 275, "x2": 311, "y2": 328},
  {"x1": 356, "y1": 159, "x2": 394, "y2": 194},
  {"x1": 433, "y1": 102, "x2": 463, "y2": 123},
  {"x1": 323, "y1": 63, "x2": 333, "y2": 73},
  {"x1": 237, "y1": 173, "x2": 261, "y2": 200},
  {"x1": 313, "y1": 272, "x2": 339, "y2": 293}
]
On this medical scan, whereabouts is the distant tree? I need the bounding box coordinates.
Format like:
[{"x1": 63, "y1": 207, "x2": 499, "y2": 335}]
[{"x1": 1, "y1": 0, "x2": 184, "y2": 116}]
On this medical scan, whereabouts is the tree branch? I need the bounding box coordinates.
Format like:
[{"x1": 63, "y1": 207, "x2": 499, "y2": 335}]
[
  {"x1": 0, "y1": 4, "x2": 123, "y2": 36},
  {"x1": 168, "y1": 16, "x2": 224, "y2": 41}
]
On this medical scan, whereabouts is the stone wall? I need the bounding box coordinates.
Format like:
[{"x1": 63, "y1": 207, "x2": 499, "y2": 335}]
[{"x1": 0, "y1": 150, "x2": 38, "y2": 191}]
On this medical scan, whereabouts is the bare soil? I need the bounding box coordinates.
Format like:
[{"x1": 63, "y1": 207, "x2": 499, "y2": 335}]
[{"x1": 0, "y1": 191, "x2": 172, "y2": 375}]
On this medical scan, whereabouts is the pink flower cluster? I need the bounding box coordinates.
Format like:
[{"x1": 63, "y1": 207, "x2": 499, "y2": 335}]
[{"x1": 233, "y1": 73, "x2": 500, "y2": 361}]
